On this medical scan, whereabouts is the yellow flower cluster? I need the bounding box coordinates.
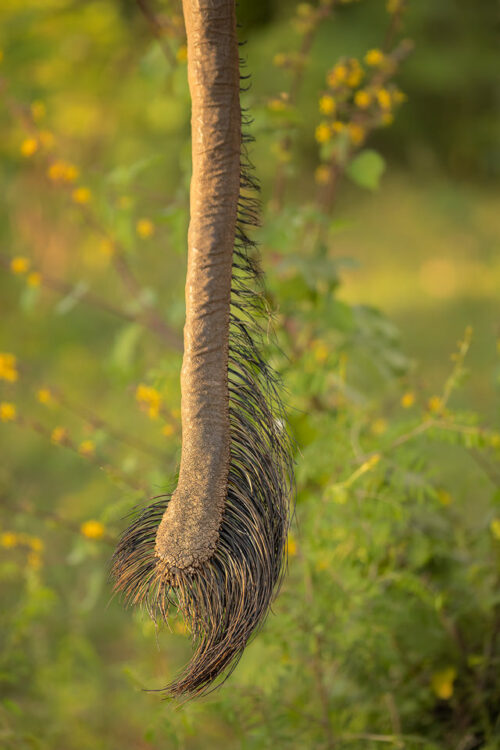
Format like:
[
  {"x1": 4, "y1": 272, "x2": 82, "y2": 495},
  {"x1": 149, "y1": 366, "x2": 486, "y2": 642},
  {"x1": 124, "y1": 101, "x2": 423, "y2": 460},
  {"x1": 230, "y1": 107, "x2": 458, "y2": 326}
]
[
  {"x1": 0, "y1": 531, "x2": 44, "y2": 569},
  {"x1": 136, "y1": 218, "x2": 155, "y2": 238},
  {"x1": 72, "y1": 187, "x2": 92, "y2": 204},
  {"x1": 80, "y1": 519, "x2": 105, "y2": 540},
  {"x1": 268, "y1": 97, "x2": 288, "y2": 113},
  {"x1": 0, "y1": 532, "x2": 43, "y2": 550},
  {"x1": 51, "y1": 426, "x2": 68, "y2": 444},
  {"x1": 37, "y1": 388, "x2": 53, "y2": 404},
  {"x1": 78, "y1": 439, "x2": 95, "y2": 457},
  {"x1": 20, "y1": 137, "x2": 38, "y2": 157},
  {"x1": 20, "y1": 131, "x2": 55, "y2": 158},
  {"x1": 364, "y1": 48, "x2": 385, "y2": 67},
  {"x1": 136, "y1": 383, "x2": 162, "y2": 419},
  {"x1": 354, "y1": 89, "x2": 372, "y2": 109},
  {"x1": 319, "y1": 94, "x2": 336, "y2": 115},
  {"x1": 10, "y1": 256, "x2": 30, "y2": 275},
  {"x1": 428, "y1": 396, "x2": 443, "y2": 414},
  {"x1": 0, "y1": 402, "x2": 16, "y2": 422},
  {"x1": 0, "y1": 352, "x2": 18, "y2": 382},
  {"x1": 47, "y1": 161, "x2": 79, "y2": 183},
  {"x1": 401, "y1": 391, "x2": 415, "y2": 408},
  {"x1": 327, "y1": 57, "x2": 364, "y2": 89}
]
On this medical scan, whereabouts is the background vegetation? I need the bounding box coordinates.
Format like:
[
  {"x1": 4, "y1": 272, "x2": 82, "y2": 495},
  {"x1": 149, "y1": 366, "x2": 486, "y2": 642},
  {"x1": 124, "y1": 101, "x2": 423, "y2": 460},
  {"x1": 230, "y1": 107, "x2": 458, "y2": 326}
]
[{"x1": 0, "y1": 0, "x2": 499, "y2": 748}]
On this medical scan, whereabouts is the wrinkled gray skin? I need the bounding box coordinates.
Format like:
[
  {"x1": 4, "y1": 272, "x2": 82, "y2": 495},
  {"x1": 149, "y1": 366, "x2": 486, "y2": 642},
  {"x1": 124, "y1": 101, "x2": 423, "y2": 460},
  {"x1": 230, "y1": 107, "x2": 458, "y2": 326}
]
[{"x1": 155, "y1": 0, "x2": 240, "y2": 572}]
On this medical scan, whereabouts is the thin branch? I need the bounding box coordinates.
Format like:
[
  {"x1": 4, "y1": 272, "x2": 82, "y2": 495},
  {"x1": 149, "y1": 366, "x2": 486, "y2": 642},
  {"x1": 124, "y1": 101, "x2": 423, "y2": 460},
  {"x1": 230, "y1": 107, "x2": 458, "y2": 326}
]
[{"x1": 135, "y1": 0, "x2": 177, "y2": 66}]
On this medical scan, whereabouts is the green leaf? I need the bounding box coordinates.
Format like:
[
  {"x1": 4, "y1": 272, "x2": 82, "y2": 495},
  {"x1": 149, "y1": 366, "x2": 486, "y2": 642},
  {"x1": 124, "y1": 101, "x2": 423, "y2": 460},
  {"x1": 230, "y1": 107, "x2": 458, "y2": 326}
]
[
  {"x1": 111, "y1": 322, "x2": 142, "y2": 371},
  {"x1": 55, "y1": 281, "x2": 89, "y2": 315},
  {"x1": 346, "y1": 149, "x2": 386, "y2": 191}
]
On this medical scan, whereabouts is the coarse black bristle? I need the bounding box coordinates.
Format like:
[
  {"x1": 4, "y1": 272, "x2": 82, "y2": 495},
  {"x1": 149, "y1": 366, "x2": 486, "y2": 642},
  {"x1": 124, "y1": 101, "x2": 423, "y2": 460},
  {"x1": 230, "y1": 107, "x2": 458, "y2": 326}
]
[{"x1": 110, "y1": 59, "x2": 294, "y2": 698}]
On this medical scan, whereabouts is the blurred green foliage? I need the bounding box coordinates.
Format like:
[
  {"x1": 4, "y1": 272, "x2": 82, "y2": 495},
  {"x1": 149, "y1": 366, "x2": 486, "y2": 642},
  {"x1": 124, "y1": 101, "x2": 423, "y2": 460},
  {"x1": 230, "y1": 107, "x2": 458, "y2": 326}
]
[{"x1": 1, "y1": 1, "x2": 499, "y2": 749}]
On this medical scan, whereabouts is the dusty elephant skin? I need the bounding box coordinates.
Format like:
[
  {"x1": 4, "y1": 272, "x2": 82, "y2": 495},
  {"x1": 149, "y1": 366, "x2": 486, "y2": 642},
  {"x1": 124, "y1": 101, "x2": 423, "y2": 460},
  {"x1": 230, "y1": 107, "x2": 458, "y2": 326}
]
[
  {"x1": 154, "y1": 0, "x2": 241, "y2": 572},
  {"x1": 111, "y1": 0, "x2": 293, "y2": 698}
]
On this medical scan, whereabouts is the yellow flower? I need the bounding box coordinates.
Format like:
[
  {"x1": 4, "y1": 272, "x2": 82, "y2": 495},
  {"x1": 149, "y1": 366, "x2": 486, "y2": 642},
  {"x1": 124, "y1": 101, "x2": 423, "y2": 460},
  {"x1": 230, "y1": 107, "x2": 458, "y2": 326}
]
[
  {"x1": 29, "y1": 537, "x2": 44, "y2": 552},
  {"x1": 47, "y1": 161, "x2": 79, "y2": 183},
  {"x1": 327, "y1": 63, "x2": 348, "y2": 88},
  {"x1": 354, "y1": 89, "x2": 372, "y2": 109},
  {"x1": 315, "y1": 123, "x2": 331, "y2": 144},
  {"x1": 428, "y1": 396, "x2": 442, "y2": 414},
  {"x1": 319, "y1": 95, "x2": 336, "y2": 115},
  {"x1": 490, "y1": 519, "x2": 500, "y2": 541},
  {"x1": 27, "y1": 271, "x2": 42, "y2": 287},
  {"x1": 331, "y1": 120, "x2": 345, "y2": 134},
  {"x1": 437, "y1": 489, "x2": 453, "y2": 506},
  {"x1": 431, "y1": 667, "x2": 457, "y2": 700},
  {"x1": 80, "y1": 520, "x2": 105, "y2": 540},
  {"x1": 371, "y1": 418, "x2": 388, "y2": 436},
  {"x1": 51, "y1": 426, "x2": 67, "y2": 444},
  {"x1": 314, "y1": 165, "x2": 331, "y2": 185},
  {"x1": 287, "y1": 535, "x2": 297, "y2": 556},
  {"x1": 376, "y1": 88, "x2": 392, "y2": 110},
  {"x1": 136, "y1": 218, "x2": 155, "y2": 238},
  {"x1": 401, "y1": 391, "x2": 415, "y2": 408},
  {"x1": 78, "y1": 439, "x2": 95, "y2": 457},
  {"x1": 31, "y1": 100, "x2": 46, "y2": 121},
  {"x1": 365, "y1": 49, "x2": 385, "y2": 67},
  {"x1": 37, "y1": 388, "x2": 52, "y2": 404},
  {"x1": 136, "y1": 383, "x2": 162, "y2": 419},
  {"x1": 72, "y1": 187, "x2": 91, "y2": 204},
  {"x1": 381, "y1": 112, "x2": 394, "y2": 126},
  {"x1": 1, "y1": 531, "x2": 18, "y2": 548},
  {"x1": 162, "y1": 423, "x2": 175, "y2": 437},
  {"x1": 268, "y1": 98, "x2": 286, "y2": 112},
  {"x1": 0, "y1": 402, "x2": 16, "y2": 422},
  {"x1": 347, "y1": 122, "x2": 366, "y2": 145},
  {"x1": 273, "y1": 53, "x2": 287, "y2": 67},
  {"x1": 176, "y1": 44, "x2": 187, "y2": 63},
  {"x1": 20, "y1": 137, "x2": 38, "y2": 157},
  {"x1": 346, "y1": 59, "x2": 364, "y2": 88},
  {"x1": 0, "y1": 353, "x2": 18, "y2": 382},
  {"x1": 10, "y1": 256, "x2": 30, "y2": 275},
  {"x1": 27, "y1": 551, "x2": 42, "y2": 570}
]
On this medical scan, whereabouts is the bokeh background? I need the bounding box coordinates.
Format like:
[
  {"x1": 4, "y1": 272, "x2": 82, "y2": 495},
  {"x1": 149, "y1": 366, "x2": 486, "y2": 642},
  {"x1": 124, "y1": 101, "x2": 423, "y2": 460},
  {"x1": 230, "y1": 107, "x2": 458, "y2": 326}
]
[{"x1": 1, "y1": 1, "x2": 499, "y2": 748}]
